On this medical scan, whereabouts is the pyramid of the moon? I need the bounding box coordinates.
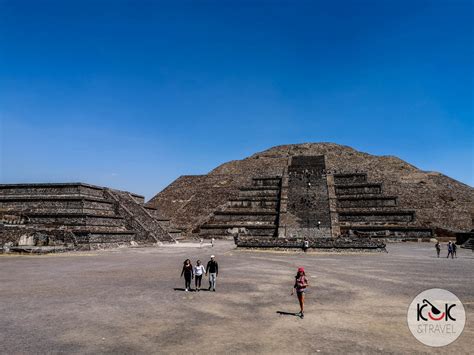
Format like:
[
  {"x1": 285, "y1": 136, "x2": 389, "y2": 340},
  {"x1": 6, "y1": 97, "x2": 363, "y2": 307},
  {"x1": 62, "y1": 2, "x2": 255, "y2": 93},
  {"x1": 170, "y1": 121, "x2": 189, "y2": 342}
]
[{"x1": 147, "y1": 143, "x2": 473, "y2": 244}]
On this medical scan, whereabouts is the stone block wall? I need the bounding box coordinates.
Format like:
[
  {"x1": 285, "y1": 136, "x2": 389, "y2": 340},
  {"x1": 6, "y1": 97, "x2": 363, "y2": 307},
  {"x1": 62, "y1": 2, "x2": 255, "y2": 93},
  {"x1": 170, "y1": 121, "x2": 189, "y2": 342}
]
[{"x1": 0, "y1": 183, "x2": 173, "y2": 251}]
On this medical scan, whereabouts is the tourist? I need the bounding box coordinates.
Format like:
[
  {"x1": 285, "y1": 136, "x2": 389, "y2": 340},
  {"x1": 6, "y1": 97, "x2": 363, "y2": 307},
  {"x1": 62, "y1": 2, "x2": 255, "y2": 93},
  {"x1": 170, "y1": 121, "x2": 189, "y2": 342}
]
[
  {"x1": 452, "y1": 242, "x2": 457, "y2": 258},
  {"x1": 291, "y1": 267, "x2": 309, "y2": 319},
  {"x1": 206, "y1": 255, "x2": 219, "y2": 292},
  {"x1": 194, "y1": 260, "x2": 206, "y2": 291},
  {"x1": 181, "y1": 259, "x2": 194, "y2": 291},
  {"x1": 435, "y1": 242, "x2": 441, "y2": 258},
  {"x1": 211, "y1": 238, "x2": 215, "y2": 248},
  {"x1": 302, "y1": 237, "x2": 309, "y2": 253},
  {"x1": 446, "y1": 242, "x2": 454, "y2": 259}
]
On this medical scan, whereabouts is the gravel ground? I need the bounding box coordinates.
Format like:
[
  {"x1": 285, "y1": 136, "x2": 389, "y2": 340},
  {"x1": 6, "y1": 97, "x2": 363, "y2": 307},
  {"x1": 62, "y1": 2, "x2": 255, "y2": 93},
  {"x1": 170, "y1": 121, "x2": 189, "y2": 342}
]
[{"x1": 0, "y1": 242, "x2": 472, "y2": 354}]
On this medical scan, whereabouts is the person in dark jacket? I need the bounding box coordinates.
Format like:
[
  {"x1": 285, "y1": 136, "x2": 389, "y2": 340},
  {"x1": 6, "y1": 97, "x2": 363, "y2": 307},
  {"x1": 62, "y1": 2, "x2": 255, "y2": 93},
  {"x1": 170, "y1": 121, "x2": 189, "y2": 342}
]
[
  {"x1": 447, "y1": 242, "x2": 454, "y2": 259},
  {"x1": 452, "y1": 242, "x2": 457, "y2": 258},
  {"x1": 435, "y1": 242, "x2": 441, "y2": 258},
  {"x1": 181, "y1": 259, "x2": 194, "y2": 291},
  {"x1": 206, "y1": 255, "x2": 219, "y2": 292}
]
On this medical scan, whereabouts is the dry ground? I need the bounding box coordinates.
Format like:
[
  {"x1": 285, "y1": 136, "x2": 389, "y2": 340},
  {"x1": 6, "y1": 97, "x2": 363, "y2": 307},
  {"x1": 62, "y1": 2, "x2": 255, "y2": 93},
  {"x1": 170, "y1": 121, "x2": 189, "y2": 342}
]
[{"x1": 0, "y1": 242, "x2": 472, "y2": 354}]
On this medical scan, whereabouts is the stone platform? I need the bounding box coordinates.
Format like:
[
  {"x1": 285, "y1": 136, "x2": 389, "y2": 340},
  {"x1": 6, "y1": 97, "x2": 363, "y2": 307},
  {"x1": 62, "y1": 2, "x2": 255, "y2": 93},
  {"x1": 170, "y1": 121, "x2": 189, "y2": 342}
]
[
  {"x1": 235, "y1": 235, "x2": 386, "y2": 251},
  {"x1": 0, "y1": 183, "x2": 177, "y2": 252}
]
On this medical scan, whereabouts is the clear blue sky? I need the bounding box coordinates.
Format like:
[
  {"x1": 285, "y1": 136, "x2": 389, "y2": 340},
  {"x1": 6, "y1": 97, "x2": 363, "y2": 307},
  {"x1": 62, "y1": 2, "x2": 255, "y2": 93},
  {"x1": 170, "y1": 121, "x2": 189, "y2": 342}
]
[{"x1": 1, "y1": 0, "x2": 472, "y2": 199}]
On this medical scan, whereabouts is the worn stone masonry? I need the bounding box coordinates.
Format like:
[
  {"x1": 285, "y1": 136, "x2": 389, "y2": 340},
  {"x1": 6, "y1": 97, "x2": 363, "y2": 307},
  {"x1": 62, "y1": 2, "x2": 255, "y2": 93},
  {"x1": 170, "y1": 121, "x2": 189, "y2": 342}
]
[
  {"x1": 148, "y1": 143, "x2": 473, "y2": 248},
  {"x1": 0, "y1": 183, "x2": 177, "y2": 252},
  {"x1": 235, "y1": 235, "x2": 386, "y2": 251}
]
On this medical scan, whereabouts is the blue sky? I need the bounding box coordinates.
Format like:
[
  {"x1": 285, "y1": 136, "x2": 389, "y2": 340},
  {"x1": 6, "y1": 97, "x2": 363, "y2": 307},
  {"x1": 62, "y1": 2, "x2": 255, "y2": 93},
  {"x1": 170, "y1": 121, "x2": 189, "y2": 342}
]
[{"x1": 1, "y1": 0, "x2": 472, "y2": 199}]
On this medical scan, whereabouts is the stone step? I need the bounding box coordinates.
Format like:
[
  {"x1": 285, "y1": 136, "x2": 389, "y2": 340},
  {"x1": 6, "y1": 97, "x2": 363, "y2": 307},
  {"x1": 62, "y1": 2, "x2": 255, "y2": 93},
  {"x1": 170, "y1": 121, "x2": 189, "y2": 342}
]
[
  {"x1": 231, "y1": 196, "x2": 279, "y2": 201},
  {"x1": 0, "y1": 198, "x2": 115, "y2": 213},
  {"x1": 338, "y1": 211, "x2": 415, "y2": 223},
  {"x1": 203, "y1": 216, "x2": 278, "y2": 225},
  {"x1": 0, "y1": 183, "x2": 107, "y2": 199},
  {"x1": 199, "y1": 225, "x2": 277, "y2": 237},
  {"x1": 1, "y1": 207, "x2": 118, "y2": 217},
  {"x1": 337, "y1": 196, "x2": 398, "y2": 208},
  {"x1": 73, "y1": 229, "x2": 137, "y2": 237},
  {"x1": 252, "y1": 177, "x2": 281, "y2": 187},
  {"x1": 25, "y1": 213, "x2": 128, "y2": 228},
  {"x1": 240, "y1": 186, "x2": 280, "y2": 191},
  {"x1": 252, "y1": 176, "x2": 281, "y2": 180},
  {"x1": 73, "y1": 231, "x2": 138, "y2": 245},
  {"x1": 211, "y1": 213, "x2": 278, "y2": 223},
  {"x1": 335, "y1": 183, "x2": 382, "y2": 195},
  {"x1": 214, "y1": 210, "x2": 278, "y2": 216},
  {"x1": 341, "y1": 226, "x2": 432, "y2": 239},
  {"x1": 336, "y1": 194, "x2": 385, "y2": 199},
  {"x1": 333, "y1": 173, "x2": 368, "y2": 185},
  {"x1": 228, "y1": 199, "x2": 278, "y2": 209},
  {"x1": 42, "y1": 225, "x2": 131, "y2": 233},
  {"x1": 239, "y1": 190, "x2": 280, "y2": 198},
  {"x1": 0, "y1": 195, "x2": 110, "y2": 202}
]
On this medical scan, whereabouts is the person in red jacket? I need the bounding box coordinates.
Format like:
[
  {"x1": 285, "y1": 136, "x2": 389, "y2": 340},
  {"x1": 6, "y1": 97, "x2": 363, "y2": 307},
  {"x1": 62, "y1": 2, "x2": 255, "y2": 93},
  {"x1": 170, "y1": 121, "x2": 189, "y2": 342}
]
[{"x1": 291, "y1": 267, "x2": 309, "y2": 318}]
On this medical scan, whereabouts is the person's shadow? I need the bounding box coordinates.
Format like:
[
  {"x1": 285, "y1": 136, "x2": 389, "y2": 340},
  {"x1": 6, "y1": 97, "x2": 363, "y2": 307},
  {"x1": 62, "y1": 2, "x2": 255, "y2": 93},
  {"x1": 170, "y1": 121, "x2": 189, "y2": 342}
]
[
  {"x1": 276, "y1": 311, "x2": 301, "y2": 317},
  {"x1": 173, "y1": 288, "x2": 211, "y2": 292}
]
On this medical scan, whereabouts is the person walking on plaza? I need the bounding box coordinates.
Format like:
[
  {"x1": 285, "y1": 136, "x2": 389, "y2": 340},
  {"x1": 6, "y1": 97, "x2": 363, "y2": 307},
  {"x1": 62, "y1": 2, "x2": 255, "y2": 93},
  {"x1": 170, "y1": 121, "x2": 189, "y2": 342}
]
[
  {"x1": 435, "y1": 241, "x2": 441, "y2": 258},
  {"x1": 194, "y1": 260, "x2": 206, "y2": 291},
  {"x1": 302, "y1": 237, "x2": 309, "y2": 253},
  {"x1": 291, "y1": 267, "x2": 309, "y2": 319},
  {"x1": 452, "y1": 242, "x2": 457, "y2": 258},
  {"x1": 447, "y1": 242, "x2": 454, "y2": 259},
  {"x1": 206, "y1": 255, "x2": 219, "y2": 292},
  {"x1": 181, "y1": 259, "x2": 194, "y2": 291}
]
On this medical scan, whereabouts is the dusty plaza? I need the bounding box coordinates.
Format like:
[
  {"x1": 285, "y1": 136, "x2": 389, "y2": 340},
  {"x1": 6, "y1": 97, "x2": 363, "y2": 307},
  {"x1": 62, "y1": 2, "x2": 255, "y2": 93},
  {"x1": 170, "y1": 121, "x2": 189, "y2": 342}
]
[
  {"x1": 0, "y1": 241, "x2": 472, "y2": 354},
  {"x1": 1, "y1": 1, "x2": 473, "y2": 353}
]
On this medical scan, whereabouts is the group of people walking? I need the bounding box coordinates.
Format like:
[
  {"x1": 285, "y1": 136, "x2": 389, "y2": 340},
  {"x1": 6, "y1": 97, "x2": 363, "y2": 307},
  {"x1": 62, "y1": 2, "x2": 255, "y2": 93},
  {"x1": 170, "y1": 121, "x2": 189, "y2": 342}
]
[
  {"x1": 435, "y1": 241, "x2": 457, "y2": 258},
  {"x1": 180, "y1": 255, "x2": 308, "y2": 318},
  {"x1": 180, "y1": 255, "x2": 219, "y2": 292}
]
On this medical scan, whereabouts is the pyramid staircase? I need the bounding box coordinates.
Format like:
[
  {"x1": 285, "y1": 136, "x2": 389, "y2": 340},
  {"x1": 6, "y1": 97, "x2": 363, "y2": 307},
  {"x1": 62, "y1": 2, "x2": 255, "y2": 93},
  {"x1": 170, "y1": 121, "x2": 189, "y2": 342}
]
[
  {"x1": 199, "y1": 177, "x2": 281, "y2": 239},
  {"x1": 103, "y1": 189, "x2": 176, "y2": 243},
  {"x1": 334, "y1": 173, "x2": 433, "y2": 240}
]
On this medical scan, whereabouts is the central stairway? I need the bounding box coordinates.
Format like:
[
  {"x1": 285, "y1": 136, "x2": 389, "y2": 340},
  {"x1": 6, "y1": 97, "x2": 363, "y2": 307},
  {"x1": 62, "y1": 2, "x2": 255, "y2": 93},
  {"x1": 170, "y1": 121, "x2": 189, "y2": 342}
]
[{"x1": 199, "y1": 177, "x2": 281, "y2": 239}]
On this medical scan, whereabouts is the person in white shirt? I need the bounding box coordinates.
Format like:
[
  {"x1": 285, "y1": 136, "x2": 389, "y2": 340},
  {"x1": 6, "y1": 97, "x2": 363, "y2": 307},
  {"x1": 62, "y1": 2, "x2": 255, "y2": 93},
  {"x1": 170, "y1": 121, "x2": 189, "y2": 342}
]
[{"x1": 194, "y1": 260, "x2": 206, "y2": 291}]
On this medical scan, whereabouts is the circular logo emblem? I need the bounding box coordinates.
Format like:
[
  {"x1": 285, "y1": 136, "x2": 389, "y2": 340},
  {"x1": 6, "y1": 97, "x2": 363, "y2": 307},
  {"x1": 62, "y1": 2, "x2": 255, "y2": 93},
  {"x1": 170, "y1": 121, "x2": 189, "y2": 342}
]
[{"x1": 407, "y1": 288, "x2": 466, "y2": 347}]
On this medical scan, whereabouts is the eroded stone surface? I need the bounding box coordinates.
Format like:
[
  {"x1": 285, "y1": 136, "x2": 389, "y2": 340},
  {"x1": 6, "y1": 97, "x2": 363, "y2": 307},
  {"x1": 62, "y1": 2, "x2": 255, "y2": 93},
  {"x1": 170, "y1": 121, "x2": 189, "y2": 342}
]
[{"x1": 148, "y1": 143, "x2": 473, "y2": 241}]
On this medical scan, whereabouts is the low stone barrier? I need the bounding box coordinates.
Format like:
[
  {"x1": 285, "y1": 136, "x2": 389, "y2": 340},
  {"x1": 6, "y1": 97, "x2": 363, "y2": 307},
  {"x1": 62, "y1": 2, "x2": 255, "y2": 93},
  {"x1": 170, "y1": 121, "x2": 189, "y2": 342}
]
[{"x1": 235, "y1": 235, "x2": 386, "y2": 251}]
